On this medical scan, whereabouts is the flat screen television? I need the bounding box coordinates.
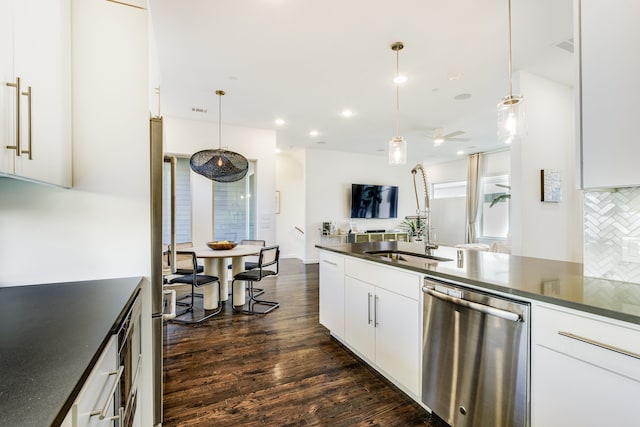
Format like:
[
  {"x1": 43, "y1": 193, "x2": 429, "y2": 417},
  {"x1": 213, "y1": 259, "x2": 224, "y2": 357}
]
[{"x1": 350, "y1": 184, "x2": 399, "y2": 219}]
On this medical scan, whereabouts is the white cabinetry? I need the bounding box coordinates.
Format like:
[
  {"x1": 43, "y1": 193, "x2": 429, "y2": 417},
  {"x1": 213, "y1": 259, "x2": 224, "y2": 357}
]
[
  {"x1": 71, "y1": 335, "x2": 119, "y2": 427},
  {"x1": 531, "y1": 303, "x2": 640, "y2": 427},
  {"x1": 319, "y1": 250, "x2": 345, "y2": 339},
  {"x1": 576, "y1": 0, "x2": 640, "y2": 188},
  {"x1": 0, "y1": 0, "x2": 71, "y2": 187},
  {"x1": 343, "y1": 257, "x2": 421, "y2": 397}
]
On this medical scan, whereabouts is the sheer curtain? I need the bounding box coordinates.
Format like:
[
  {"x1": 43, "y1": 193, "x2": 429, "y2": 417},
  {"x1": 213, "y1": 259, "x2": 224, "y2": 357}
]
[{"x1": 465, "y1": 153, "x2": 483, "y2": 243}]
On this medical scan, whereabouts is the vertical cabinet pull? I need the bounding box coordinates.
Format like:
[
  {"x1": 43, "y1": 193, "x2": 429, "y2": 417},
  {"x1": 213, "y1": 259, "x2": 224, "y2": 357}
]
[
  {"x1": 20, "y1": 86, "x2": 32, "y2": 159},
  {"x1": 374, "y1": 295, "x2": 379, "y2": 327},
  {"x1": 5, "y1": 77, "x2": 21, "y2": 155},
  {"x1": 90, "y1": 365, "x2": 124, "y2": 420},
  {"x1": 367, "y1": 292, "x2": 372, "y2": 324}
]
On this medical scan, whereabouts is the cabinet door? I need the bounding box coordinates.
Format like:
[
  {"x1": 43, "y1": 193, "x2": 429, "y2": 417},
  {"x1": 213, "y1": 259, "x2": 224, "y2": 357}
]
[
  {"x1": 344, "y1": 276, "x2": 375, "y2": 361},
  {"x1": 374, "y1": 286, "x2": 420, "y2": 396},
  {"x1": 532, "y1": 346, "x2": 640, "y2": 427},
  {"x1": 0, "y1": 0, "x2": 15, "y2": 175},
  {"x1": 11, "y1": 0, "x2": 71, "y2": 186},
  {"x1": 319, "y1": 251, "x2": 345, "y2": 339},
  {"x1": 579, "y1": 0, "x2": 640, "y2": 188}
]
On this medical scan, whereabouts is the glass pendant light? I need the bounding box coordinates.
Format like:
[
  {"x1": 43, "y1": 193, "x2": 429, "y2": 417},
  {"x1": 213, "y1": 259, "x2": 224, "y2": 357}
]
[
  {"x1": 497, "y1": 0, "x2": 526, "y2": 145},
  {"x1": 190, "y1": 90, "x2": 249, "y2": 182},
  {"x1": 389, "y1": 41, "x2": 407, "y2": 165}
]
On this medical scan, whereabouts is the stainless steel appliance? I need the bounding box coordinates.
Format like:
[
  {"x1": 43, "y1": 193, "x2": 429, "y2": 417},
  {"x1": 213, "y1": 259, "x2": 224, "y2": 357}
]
[
  {"x1": 150, "y1": 116, "x2": 165, "y2": 426},
  {"x1": 421, "y1": 277, "x2": 530, "y2": 427}
]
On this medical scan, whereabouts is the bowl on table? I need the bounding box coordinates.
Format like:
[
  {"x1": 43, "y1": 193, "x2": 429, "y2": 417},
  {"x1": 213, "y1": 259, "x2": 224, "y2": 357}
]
[{"x1": 207, "y1": 240, "x2": 238, "y2": 250}]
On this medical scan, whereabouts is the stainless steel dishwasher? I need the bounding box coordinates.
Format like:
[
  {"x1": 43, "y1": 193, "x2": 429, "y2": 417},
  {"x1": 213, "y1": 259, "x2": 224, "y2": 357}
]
[{"x1": 421, "y1": 276, "x2": 530, "y2": 427}]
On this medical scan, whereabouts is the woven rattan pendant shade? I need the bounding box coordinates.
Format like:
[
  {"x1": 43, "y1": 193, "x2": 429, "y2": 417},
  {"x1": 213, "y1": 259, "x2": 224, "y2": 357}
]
[
  {"x1": 189, "y1": 90, "x2": 249, "y2": 182},
  {"x1": 190, "y1": 148, "x2": 248, "y2": 182}
]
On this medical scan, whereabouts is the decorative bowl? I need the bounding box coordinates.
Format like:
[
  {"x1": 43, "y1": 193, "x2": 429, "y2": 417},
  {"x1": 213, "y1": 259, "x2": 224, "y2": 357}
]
[{"x1": 207, "y1": 241, "x2": 237, "y2": 250}]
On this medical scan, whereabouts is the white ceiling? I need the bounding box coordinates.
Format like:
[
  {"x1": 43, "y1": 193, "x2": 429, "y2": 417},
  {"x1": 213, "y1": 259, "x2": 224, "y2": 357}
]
[{"x1": 150, "y1": 0, "x2": 573, "y2": 165}]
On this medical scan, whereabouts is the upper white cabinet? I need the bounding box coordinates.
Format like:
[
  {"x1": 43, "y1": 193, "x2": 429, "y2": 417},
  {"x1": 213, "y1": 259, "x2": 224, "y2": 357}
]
[
  {"x1": 0, "y1": 0, "x2": 72, "y2": 187},
  {"x1": 576, "y1": 0, "x2": 640, "y2": 189}
]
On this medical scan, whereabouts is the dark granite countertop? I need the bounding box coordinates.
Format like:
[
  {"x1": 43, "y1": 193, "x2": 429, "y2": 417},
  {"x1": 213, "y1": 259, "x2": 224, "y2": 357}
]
[
  {"x1": 0, "y1": 277, "x2": 142, "y2": 427},
  {"x1": 317, "y1": 241, "x2": 640, "y2": 325}
]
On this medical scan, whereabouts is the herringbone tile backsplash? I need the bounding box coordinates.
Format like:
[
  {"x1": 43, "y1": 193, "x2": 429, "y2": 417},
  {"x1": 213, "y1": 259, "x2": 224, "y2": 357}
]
[{"x1": 584, "y1": 187, "x2": 640, "y2": 283}]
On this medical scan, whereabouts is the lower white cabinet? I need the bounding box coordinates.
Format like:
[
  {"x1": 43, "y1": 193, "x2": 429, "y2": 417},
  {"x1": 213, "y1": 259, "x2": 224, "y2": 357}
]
[
  {"x1": 319, "y1": 250, "x2": 345, "y2": 339},
  {"x1": 531, "y1": 303, "x2": 640, "y2": 427},
  {"x1": 71, "y1": 335, "x2": 119, "y2": 427},
  {"x1": 343, "y1": 258, "x2": 421, "y2": 397}
]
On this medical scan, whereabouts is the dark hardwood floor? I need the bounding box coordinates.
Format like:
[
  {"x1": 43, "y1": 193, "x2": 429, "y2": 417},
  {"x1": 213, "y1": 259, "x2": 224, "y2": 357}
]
[{"x1": 162, "y1": 259, "x2": 448, "y2": 426}]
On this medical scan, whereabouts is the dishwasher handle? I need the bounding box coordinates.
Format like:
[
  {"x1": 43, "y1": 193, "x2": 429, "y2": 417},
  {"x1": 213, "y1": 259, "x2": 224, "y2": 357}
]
[{"x1": 422, "y1": 286, "x2": 522, "y2": 322}]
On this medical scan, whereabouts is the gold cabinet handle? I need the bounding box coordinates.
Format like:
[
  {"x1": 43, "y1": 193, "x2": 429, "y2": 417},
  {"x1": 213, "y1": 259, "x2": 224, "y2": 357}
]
[
  {"x1": 20, "y1": 86, "x2": 32, "y2": 159},
  {"x1": 5, "y1": 77, "x2": 21, "y2": 155}
]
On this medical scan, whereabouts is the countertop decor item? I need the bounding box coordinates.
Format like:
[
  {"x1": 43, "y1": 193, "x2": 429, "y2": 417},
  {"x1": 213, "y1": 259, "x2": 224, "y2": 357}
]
[
  {"x1": 207, "y1": 240, "x2": 238, "y2": 250},
  {"x1": 189, "y1": 90, "x2": 249, "y2": 182}
]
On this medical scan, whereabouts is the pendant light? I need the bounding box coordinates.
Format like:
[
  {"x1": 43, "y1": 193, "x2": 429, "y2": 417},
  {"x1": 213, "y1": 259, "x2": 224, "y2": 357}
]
[
  {"x1": 389, "y1": 41, "x2": 407, "y2": 165},
  {"x1": 190, "y1": 90, "x2": 249, "y2": 182},
  {"x1": 497, "y1": 0, "x2": 526, "y2": 145}
]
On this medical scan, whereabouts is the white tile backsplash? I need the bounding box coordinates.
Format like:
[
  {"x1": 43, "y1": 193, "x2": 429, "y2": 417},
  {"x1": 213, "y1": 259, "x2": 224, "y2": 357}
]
[{"x1": 584, "y1": 187, "x2": 640, "y2": 283}]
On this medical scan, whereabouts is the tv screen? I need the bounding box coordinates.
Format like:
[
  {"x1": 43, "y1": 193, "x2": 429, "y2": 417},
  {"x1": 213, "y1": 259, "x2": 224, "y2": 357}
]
[{"x1": 350, "y1": 184, "x2": 399, "y2": 219}]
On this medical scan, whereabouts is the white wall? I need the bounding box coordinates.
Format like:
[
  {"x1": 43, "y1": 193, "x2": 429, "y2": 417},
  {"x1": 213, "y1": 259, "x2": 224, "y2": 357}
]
[
  {"x1": 304, "y1": 149, "x2": 419, "y2": 263},
  {"x1": 275, "y1": 149, "x2": 306, "y2": 259},
  {"x1": 0, "y1": 1, "x2": 150, "y2": 286},
  {"x1": 163, "y1": 117, "x2": 277, "y2": 247},
  {"x1": 510, "y1": 71, "x2": 583, "y2": 262}
]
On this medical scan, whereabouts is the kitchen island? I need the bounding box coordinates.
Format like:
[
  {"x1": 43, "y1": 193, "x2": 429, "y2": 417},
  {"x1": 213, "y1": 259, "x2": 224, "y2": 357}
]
[
  {"x1": 0, "y1": 277, "x2": 143, "y2": 427},
  {"x1": 317, "y1": 240, "x2": 640, "y2": 324},
  {"x1": 317, "y1": 241, "x2": 640, "y2": 427}
]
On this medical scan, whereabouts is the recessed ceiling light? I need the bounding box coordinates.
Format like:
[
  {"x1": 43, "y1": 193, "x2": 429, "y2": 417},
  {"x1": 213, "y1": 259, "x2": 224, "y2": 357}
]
[
  {"x1": 309, "y1": 130, "x2": 319, "y2": 137},
  {"x1": 454, "y1": 93, "x2": 472, "y2": 101},
  {"x1": 275, "y1": 148, "x2": 281, "y2": 153},
  {"x1": 393, "y1": 75, "x2": 408, "y2": 84},
  {"x1": 457, "y1": 150, "x2": 465, "y2": 155},
  {"x1": 274, "y1": 118, "x2": 285, "y2": 126},
  {"x1": 341, "y1": 109, "x2": 353, "y2": 118}
]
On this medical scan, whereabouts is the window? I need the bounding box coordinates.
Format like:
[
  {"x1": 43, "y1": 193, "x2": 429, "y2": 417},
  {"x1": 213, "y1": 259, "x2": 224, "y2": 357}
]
[
  {"x1": 162, "y1": 157, "x2": 192, "y2": 244},
  {"x1": 213, "y1": 161, "x2": 256, "y2": 241},
  {"x1": 480, "y1": 174, "x2": 510, "y2": 239},
  {"x1": 431, "y1": 180, "x2": 467, "y2": 199}
]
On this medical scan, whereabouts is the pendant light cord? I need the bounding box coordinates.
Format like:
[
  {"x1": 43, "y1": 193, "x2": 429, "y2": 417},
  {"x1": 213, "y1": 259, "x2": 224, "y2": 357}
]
[
  {"x1": 396, "y1": 48, "x2": 400, "y2": 136},
  {"x1": 216, "y1": 89, "x2": 225, "y2": 150},
  {"x1": 507, "y1": 0, "x2": 513, "y2": 98}
]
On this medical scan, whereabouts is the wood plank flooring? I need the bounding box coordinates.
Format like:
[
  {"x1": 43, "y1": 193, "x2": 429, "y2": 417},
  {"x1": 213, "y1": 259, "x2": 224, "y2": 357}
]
[{"x1": 162, "y1": 259, "x2": 448, "y2": 426}]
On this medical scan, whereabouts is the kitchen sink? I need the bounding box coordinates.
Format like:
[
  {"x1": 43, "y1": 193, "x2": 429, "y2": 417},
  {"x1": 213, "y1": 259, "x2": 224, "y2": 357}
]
[{"x1": 363, "y1": 250, "x2": 453, "y2": 264}]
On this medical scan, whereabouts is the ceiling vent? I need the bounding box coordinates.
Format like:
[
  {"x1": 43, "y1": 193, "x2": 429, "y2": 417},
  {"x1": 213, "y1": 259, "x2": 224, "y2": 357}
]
[
  {"x1": 555, "y1": 38, "x2": 574, "y2": 53},
  {"x1": 191, "y1": 107, "x2": 208, "y2": 113}
]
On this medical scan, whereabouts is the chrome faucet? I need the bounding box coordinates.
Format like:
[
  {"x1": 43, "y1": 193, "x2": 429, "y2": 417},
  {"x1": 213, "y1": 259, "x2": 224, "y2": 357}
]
[{"x1": 411, "y1": 163, "x2": 438, "y2": 255}]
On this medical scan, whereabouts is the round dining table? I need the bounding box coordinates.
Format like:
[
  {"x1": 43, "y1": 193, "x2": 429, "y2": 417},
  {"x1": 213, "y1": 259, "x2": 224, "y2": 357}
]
[{"x1": 187, "y1": 244, "x2": 262, "y2": 309}]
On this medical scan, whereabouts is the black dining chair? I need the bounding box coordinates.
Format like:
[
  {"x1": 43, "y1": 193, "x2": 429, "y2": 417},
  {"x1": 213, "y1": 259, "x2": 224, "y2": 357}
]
[
  {"x1": 228, "y1": 239, "x2": 267, "y2": 296},
  {"x1": 231, "y1": 245, "x2": 280, "y2": 315},
  {"x1": 167, "y1": 250, "x2": 222, "y2": 324}
]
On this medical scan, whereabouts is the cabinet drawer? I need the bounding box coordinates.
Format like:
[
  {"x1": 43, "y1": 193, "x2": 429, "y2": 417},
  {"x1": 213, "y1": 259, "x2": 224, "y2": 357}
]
[
  {"x1": 319, "y1": 250, "x2": 344, "y2": 270},
  {"x1": 345, "y1": 257, "x2": 421, "y2": 300},
  {"x1": 73, "y1": 334, "x2": 119, "y2": 426},
  {"x1": 533, "y1": 304, "x2": 640, "y2": 381}
]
